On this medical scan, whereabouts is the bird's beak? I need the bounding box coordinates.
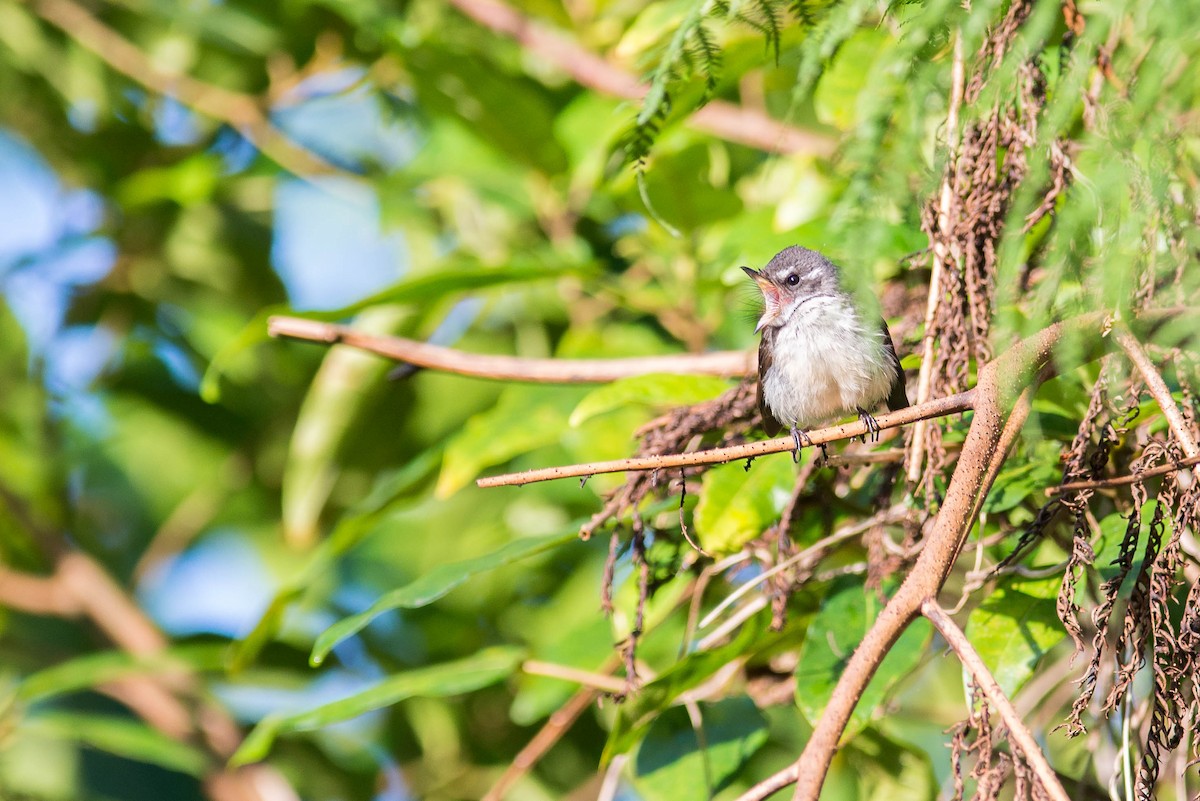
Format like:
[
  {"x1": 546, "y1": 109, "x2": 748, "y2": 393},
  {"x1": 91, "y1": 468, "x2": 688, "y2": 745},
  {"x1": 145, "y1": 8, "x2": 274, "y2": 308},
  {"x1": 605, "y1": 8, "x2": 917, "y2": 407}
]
[{"x1": 742, "y1": 266, "x2": 780, "y2": 334}]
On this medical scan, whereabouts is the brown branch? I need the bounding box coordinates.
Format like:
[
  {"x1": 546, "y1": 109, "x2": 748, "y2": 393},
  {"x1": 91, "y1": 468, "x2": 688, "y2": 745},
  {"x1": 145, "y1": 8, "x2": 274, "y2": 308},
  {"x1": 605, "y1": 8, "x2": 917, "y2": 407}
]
[
  {"x1": 269, "y1": 315, "x2": 754, "y2": 383},
  {"x1": 447, "y1": 0, "x2": 836, "y2": 157},
  {"x1": 0, "y1": 505, "x2": 298, "y2": 801},
  {"x1": 0, "y1": 563, "x2": 80, "y2": 616},
  {"x1": 1047, "y1": 454, "x2": 1200, "y2": 496},
  {"x1": 921, "y1": 600, "x2": 1071, "y2": 801},
  {"x1": 735, "y1": 313, "x2": 1109, "y2": 801},
  {"x1": 481, "y1": 659, "x2": 619, "y2": 801},
  {"x1": 30, "y1": 0, "x2": 341, "y2": 178},
  {"x1": 1114, "y1": 327, "x2": 1200, "y2": 480},
  {"x1": 479, "y1": 392, "x2": 974, "y2": 487}
]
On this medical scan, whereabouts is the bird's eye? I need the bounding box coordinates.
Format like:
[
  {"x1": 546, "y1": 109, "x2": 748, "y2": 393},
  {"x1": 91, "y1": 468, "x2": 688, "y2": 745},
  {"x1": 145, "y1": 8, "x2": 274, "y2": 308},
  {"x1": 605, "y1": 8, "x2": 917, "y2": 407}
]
[{"x1": 785, "y1": 274, "x2": 800, "y2": 286}]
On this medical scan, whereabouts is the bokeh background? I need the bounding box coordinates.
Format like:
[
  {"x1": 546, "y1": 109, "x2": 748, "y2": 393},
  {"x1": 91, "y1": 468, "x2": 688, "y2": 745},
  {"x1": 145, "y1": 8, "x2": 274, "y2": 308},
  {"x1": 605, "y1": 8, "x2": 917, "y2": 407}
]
[{"x1": 2, "y1": 0, "x2": 1199, "y2": 800}]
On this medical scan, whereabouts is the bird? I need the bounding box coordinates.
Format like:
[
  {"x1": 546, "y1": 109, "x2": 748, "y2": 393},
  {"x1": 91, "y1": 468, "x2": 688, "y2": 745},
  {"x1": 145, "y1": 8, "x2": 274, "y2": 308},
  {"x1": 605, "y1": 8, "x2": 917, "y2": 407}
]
[{"x1": 742, "y1": 246, "x2": 909, "y2": 462}]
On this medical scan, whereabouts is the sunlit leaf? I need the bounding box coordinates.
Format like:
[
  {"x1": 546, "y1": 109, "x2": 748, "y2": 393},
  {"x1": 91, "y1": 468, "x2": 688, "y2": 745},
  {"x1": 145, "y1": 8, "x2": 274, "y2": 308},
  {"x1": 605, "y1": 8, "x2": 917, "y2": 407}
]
[
  {"x1": 982, "y1": 440, "x2": 1062, "y2": 514},
  {"x1": 568, "y1": 373, "x2": 731, "y2": 427},
  {"x1": 813, "y1": 28, "x2": 891, "y2": 130},
  {"x1": 965, "y1": 575, "x2": 1065, "y2": 697},
  {"x1": 631, "y1": 698, "x2": 769, "y2": 801},
  {"x1": 281, "y1": 306, "x2": 408, "y2": 547},
  {"x1": 694, "y1": 456, "x2": 795, "y2": 554},
  {"x1": 436, "y1": 385, "x2": 584, "y2": 497}
]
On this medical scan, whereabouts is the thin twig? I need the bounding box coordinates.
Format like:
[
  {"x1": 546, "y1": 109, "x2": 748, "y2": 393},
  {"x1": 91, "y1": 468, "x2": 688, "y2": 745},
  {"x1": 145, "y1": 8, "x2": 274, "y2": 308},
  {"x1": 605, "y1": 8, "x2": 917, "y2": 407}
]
[
  {"x1": 1115, "y1": 327, "x2": 1200, "y2": 480},
  {"x1": 921, "y1": 600, "x2": 1071, "y2": 801},
  {"x1": 269, "y1": 315, "x2": 753, "y2": 383},
  {"x1": 908, "y1": 30, "x2": 966, "y2": 486},
  {"x1": 446, "y1": 0, "x2": 835, "y2": 157},
  {"x1": 823, "y1": 448, "x2": 908, "y2": 467},
  {"x1": 694, "y1": 595, "x2": 769, "y2": 651},
  {"x1": 697, "y1": 509, "x2": 904, "y2": 632},
  {"x1": 479, "y1": 391, "x2": 975, "y2": 487},
  {"x1": 481, "y1": 675, "x2": 608, "y2": 801},
  {"x1": 521, "y1": 660, "x2": 627, "y2": 694},
  {"x1": 1047, "y1": 453, "x2": 1200, "y2": 496},
  {"x1": 31, "y1": 0, "x2": 341, "y2": 178}
]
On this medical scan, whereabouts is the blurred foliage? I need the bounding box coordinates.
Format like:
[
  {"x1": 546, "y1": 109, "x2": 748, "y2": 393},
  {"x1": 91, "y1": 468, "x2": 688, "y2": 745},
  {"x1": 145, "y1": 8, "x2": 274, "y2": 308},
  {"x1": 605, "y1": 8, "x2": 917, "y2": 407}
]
[{"x1": 0, "y1": 0, "x2": 1197, "y2": 799}]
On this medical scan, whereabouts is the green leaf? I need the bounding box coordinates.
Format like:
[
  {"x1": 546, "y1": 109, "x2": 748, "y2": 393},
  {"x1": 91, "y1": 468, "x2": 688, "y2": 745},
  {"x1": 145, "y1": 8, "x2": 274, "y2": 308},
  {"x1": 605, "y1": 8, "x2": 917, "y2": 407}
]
[
  {"x1": 281, "y1": 306, "x2": 408, "y2": 547},
  {"x1": 231, "y1": 647, "x2": 524, "y2": 766},
  {"x1": 826, "y1": 728, "x2": 936, "y2": 801},
  {"x1": 982, "y1": 440, "x2": 1062, "y2": 514},
  {"x1": 813, "y1": 28, "x2": 891, "y2": 130},
  {"x1": 201, "y1": 261, "x2": 586, "y2": 402},
  {"x1": 28, "y1": 712, "x2": 210, "y2": 777},
  {"x1": 694, "y1": 456, "x2": 795, "y2": 554},
  {"x1": 635, "y1": 144, "x2": 744, "y2": 231},
  {"x1": 436, "y1": 385, "x2": 583, "y2": 497},
  {"x1": 19, "y1": 644, "x2": 228, "y2": 704},
  {"x1": 568, "y1": 373, "x2": 731, "y2": 427},
  {"x1": 965, "y1": 575, "x2": 1065, "y2": 697},
  {"x1": 631, "y1": 698, "x2": 769, "y2": 801},
  {"x1": 795, "y1": 579, "x2": 931, "y2": 735},
  {"x1": 311, "y1": 530, "x2": 578, "y2": 666},
  {"x1": 117, "y1": 153, "x2": 222, "y2": 207}
]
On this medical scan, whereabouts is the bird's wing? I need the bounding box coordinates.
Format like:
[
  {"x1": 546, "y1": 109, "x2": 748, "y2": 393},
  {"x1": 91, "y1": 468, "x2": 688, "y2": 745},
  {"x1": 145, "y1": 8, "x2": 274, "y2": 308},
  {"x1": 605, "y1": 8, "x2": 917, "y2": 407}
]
[
  {"x1": 881, "y1": 319, "x2": 909, "y2": 411},
  {"x1": 757, "y1": 331, "x2": 783, "y2": 436}
]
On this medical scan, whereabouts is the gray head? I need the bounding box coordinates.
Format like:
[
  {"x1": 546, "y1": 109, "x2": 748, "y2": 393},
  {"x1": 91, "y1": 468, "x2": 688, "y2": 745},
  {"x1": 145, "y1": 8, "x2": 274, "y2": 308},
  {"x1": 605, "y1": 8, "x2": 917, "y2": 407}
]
[{"x1": 742, "y1": 246, "x2": 842, "y2": 333}]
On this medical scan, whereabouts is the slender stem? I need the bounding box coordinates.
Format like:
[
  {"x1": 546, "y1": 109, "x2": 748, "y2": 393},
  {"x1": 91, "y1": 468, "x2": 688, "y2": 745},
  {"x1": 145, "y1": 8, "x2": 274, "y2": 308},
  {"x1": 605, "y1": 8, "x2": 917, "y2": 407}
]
[
  {"x1": 1114, "y1": 328, "x2": 1200, "y2": 480},
  {"x1": 1047, "y1": 453, "x2": 1200, "y2": 496},
  {"x1": 481, "y1": 683, "x2": 604, "y2": 801},
  {"x1": 478, "y1": 392, "x2": 975, "y2": 487},
  {"x1": 921, "y1": 600, "x2": 1071, "y2": 801},
  {"x1": 521, "y1": 660, "x2": 627, "y2": 694},
  {"x1": 269, "y1": 315, "x2": 753, "y2": 383},
  {"x1": 446, "y1": 0, "x2": 835, "y2": 157},
  {"x1": 908, "y1": 30, "x2": 966, "y2": 486},
  {"x1": 697, "y1": 509, "x2": 903, "y2": 631},
  {"x1": 32, "y1": 0, "x2": 339, "y2": 179}
]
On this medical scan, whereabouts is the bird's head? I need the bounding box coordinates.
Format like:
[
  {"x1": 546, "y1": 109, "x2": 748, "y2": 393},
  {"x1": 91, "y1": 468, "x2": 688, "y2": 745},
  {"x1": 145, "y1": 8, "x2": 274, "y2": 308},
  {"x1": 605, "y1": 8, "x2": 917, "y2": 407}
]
[{"x1": 741, "y1": 246, "x2": 841, "y2": 334}]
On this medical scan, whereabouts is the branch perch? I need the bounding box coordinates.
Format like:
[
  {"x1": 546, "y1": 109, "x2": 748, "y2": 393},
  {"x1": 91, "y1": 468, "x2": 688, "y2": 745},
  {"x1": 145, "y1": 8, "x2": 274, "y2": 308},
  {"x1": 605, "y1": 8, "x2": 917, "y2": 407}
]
[
  {"x1": 921, "y1": 600, "x2": 1070, "y2": 801},
  {"x1": 736, "y1": 313, "x2": 1109, "y2": 801},
  {"x1": 478, "y1": 391, "x2": 975, "y2": 487},
  {"x1": 268, "y1": 315, "x2": 754, "y2": 382}
]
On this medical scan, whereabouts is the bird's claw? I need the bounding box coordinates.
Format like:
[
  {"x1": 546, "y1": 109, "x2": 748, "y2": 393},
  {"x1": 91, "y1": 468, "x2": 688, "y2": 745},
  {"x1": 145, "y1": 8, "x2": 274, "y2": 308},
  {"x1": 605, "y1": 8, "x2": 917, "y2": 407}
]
[
  {"x1": 856, "y1": 407, "x2": 881, "y2": 443},
  {"x1": 789, "y1": 427, "x2": 827, "y2": 465}
]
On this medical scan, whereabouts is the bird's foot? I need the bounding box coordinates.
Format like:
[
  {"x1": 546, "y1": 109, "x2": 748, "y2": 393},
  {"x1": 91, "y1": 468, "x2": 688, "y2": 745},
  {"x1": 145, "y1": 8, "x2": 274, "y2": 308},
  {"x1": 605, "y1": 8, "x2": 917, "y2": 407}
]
[
  {"x1": 856, "y1": 407, "x2": 881, "y2": 443},
  {"x1": 789, "y1": 427, "x2": 827, "y2": 465}
]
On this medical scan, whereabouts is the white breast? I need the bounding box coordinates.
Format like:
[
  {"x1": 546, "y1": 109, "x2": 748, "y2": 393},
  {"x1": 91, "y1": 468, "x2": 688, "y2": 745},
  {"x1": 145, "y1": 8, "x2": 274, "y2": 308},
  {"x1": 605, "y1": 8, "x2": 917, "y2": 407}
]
[{"x1": 762, "y1": 296, "x2": 896, "y2": 429}]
